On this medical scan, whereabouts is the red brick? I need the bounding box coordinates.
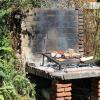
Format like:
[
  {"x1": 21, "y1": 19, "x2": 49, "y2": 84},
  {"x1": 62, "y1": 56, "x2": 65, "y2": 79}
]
[
  {"x1": 56, "y1": 92, "x2": 71, "y2": 97},
  {"x1": 98, "y1": 81, "x2": 100, "y2": 84},
  {"x1": 65, "y1": 96, "x2": 72, "y2": 100},
  {"x1": 57, "y1": 88, "x2": 65, "y2": 93},
  {"x1": 56, "y1": 83, "x2": 72, "y2": 88},
  {"x1": 98, "y1": 89, "x2": 100, "y2": 93},
  {"x1": 56, "y1": 97, "x2": 65, "y2": 100},
  {"x1": 65, "y1": 87, "x2": 72, "y2": 92},
  {"x1": 57, "y1": 87, "x2": 72, "y2": 93},
  {"x1": 98, "y1": 93, "x2": 100, "y2": 96}
]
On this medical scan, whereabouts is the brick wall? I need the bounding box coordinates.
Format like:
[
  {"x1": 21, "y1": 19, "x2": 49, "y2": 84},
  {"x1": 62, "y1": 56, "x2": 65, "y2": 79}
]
[
  {"x1": 52, "y1": 81, "x2": 72, "y2": 100},
  {"x1": 91, "y1": 78, "x2": 100, "y2": 100}
]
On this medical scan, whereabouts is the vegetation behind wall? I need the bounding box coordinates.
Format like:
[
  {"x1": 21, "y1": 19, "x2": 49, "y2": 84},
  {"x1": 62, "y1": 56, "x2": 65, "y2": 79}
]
[{"x1": 0, "y1": 0, "x2": 40, "y2": 99}]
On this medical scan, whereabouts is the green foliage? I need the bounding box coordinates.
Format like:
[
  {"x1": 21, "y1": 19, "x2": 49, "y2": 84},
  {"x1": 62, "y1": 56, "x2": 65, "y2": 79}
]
[
  {"x1": 0, "y1": 87, "x2": 18, "y2": 100},
  {"x1": 0, "y1": 59, "x2": 19, "y2": 100},
  {"x1": 13, "y1": 75, "x2": 35, "y2": 98},
  {"x1": 0, "y1": 95, "x2": 4, "y2": 100},
  {"x1": 31, "y1": 0, "x2": 41, "y2": 7},
  {"x1": 0, "y1": 0, "x2": 37, "y2": 99}
]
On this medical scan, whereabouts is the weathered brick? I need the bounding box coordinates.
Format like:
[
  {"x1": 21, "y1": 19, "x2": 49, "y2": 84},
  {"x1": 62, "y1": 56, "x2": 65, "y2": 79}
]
[
  {"x1": 56, "y1": 97, "x2": 65, "y2": 100},
  {"x1": 79, "y1": 37, "x2": 84, "y2": 40},
  {"x1": 78, "y1": 26, "x2": 83, "y2": 30},
  {"x1": 57, "y1": 88, "x2": 65, "y2": 93},
  {"x1": 65, "y1": 87, "x2": 72, "y2": 92},
  {"x1": 78, "y1": 19, "x2": 83, "y2": 22},
  {"x1": 78, "y1": 16, "x2": 83, "y2": 19},
  {"x1": 65, "y1": 96, "x2": 72, "y2": 100},
  {"x1": 56, "y1": 83, "x2": 72, "y2": 88},
  {"x1": 56, "y1": 92, "x2": 71, "y2": 97},
  {"x1": 98, "y1": 81, "x2": 100, "y2": 84},
  {"x1": 91, "y1": 79, "x2": 100, "y2": 100},
  {"x1": 78, "y1": 29, "x2": 84, "y2": 33},
  {"x1": 78, "y1": 23, "x2": 84, "y2": 26}
]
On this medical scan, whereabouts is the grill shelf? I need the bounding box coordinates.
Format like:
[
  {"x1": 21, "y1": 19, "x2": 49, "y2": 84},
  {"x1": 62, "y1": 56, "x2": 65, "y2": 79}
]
[{"x1": 41, "y1": 53, "x2": 95, "y2": 70}]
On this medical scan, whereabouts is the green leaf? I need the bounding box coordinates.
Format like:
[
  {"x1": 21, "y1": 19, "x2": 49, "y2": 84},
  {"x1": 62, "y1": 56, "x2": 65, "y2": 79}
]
[
  {"x1": 0, "y1": 47, "x2": 12, "y2": 52},
  {"x1": 0, "y1": 95, "x2": 4, "y2": 100}
]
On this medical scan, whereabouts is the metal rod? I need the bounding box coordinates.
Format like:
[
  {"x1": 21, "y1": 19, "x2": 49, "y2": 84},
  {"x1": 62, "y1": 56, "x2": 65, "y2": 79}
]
[
  {"x1": 41, "y1": 55, "x2": 45, "y2": 66},
  {"x1": 41, "y1": 53, "x2": 61, "y2": 69}
]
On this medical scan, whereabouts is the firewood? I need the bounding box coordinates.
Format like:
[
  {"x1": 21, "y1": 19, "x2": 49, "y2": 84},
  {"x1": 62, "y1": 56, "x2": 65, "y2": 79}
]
[{"x1": 80, "y1": 56, "x2": 93, "y2": 62}]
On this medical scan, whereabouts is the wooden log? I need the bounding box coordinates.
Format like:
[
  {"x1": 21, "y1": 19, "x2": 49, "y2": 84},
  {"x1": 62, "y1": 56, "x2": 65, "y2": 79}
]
[{"x1": 80, "y1": 56, "x2": 93, "y2": 62}]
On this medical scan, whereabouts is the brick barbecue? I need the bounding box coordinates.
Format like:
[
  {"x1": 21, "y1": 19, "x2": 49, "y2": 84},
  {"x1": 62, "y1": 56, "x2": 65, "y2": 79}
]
[{"x1": 24, "y1": 8, "x2": 100, "y2": 100}]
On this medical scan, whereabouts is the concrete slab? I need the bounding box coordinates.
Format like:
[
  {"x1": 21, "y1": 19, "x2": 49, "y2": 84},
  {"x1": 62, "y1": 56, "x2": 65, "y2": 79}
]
[{"x1": 26, "y1": 62, "x2": 100, "y2": 80}]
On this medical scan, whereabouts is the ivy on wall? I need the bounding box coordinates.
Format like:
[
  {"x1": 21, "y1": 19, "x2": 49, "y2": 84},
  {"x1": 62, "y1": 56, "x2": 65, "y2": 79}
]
[{"x1": 0, "y1": 0, "x2": 36, "y2": 100}]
